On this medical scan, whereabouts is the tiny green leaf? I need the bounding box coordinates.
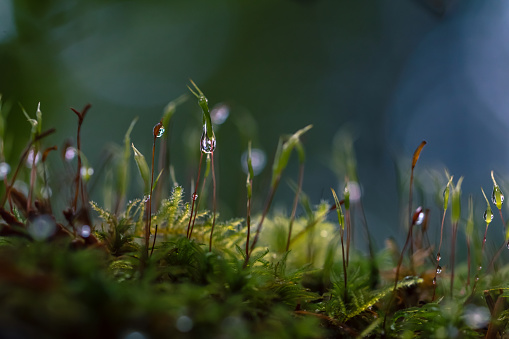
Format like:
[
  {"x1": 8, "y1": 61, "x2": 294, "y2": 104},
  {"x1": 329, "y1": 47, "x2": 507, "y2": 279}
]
[
  {"x1": 451, "y1": 177, "x2": 463, "y2": 224},
  {"x1": 188, "y1": 79, "x2": 213, "y2": 139},
  {"x1": 331, "y1": 188, "x2": 345, "y2": 233},
  {"x1": 131, "y1": 143, "x2": 150, "y2": 193},
  {"x1": 271, "y1": 124, "x2": 312, "y2": 187},
  {"x1": 20, "y1": 103, "x2": 38, "y2": 137},
  {"x1": 491, "y1": 170, "x2": 504, "y2": 210},
  {"x1": 481, "y1": 187, "x2": 492, "y2": 226},
  {"x1": 246, "y1": 141, "x2": 254, "y2": 199}
]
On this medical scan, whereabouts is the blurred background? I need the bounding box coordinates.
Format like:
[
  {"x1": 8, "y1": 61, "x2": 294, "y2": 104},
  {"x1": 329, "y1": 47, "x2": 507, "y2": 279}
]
[{"x1": 1, "y1": 0, "x2": 509, "y2": 250}]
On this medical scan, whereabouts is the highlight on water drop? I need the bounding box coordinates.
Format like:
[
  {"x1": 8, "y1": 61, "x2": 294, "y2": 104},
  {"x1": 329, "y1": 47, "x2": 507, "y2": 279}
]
[
  {"x1": 483, "y1": 210, "x2": 493, "y2": 222},
  {"x1": 200, "y1": 125, "x2": 216, "y2": 154},
  {"x1": 436, "y1": 266, "x2": 442, "y2": 274},
  {"x1": 491, "y1": 187, "x2": 505, "y2": 206},
  {"x1": 154, "y1": 121, "x2": 165, "y2": 138}
]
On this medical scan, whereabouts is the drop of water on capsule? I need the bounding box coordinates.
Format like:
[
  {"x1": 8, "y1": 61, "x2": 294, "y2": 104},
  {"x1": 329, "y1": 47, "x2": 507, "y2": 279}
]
[
  {"x1": 432, "y1": 277, "x2": 436, "y2": 285},
  {"x1": 412, "y1": 206, "x2": 424, "y2": 225},
  {"x1": 200, "y1": 125, "x2": 216, "y2": 154},
  {"x1": 0, "y1": 162, "x2": 10, "y2": 180},
  {"x1": 192, "y1": 193, "x2": 198, "y2": 201},
  {"x1": 436, "y1": 266, "x2": 442, "y2": 274},
  {"x1": 436, "y1": 253, "x2": 441, "y2": 262},
  {"x1": 483, "y1": 210, "x2": 493, "y2": 222},
  {"x1": 492, "y1": 188, "x2": 505, "y2": 205},
  {"x1": 156, "y1": 126, "x2": 165, "y2": 138}
]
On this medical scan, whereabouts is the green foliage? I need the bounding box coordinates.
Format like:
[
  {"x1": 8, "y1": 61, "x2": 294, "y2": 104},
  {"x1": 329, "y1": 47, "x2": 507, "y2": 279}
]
[{"x1": 3, "y1": 90, "x2": 509, "y2": 338}]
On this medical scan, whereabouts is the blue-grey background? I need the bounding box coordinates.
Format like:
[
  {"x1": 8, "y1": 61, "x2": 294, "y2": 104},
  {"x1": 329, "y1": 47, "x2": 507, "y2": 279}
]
[{"x1": 1, "y1": 0, "x2": 508, "y2": 252}]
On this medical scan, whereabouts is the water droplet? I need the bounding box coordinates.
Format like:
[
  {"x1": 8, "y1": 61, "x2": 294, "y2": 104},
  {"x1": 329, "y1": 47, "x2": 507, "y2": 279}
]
[
  {"x1": 478, "y1": 265, "x2": 482, "y2": 271},
  {"x1": 80, "y1": 225, "x2": 91, "y2": 238},
  {"x1": 192, "y1": 193, "x2": 198, "y2": 201},
  {"x1": 432, "y1": 277, "x2": 436, "y2": 285},
  {"x1": 156, "y1": 126, "x2": 165, "y2": 138},
  {"x1": 28, "y1": 215, "x2": 56, "y2": 241},
  {"x1": 492, "y1": 187, "x2": 505, "y2": 206},
  {"x1": 506, "y1": 241, "x2": 509, "y2": 250},
  {"x1": 200, "y1": 125, "x2": 216, "y2": 154},
  {"x1": 483, "y1": 210, "x2": 493, "y2": 222},
  {"x1": 241, "y1": 148, "x2": 267, "y2": 176},
  {"x1": 412, "y1": 206, "x2": 424, "y2": 225},
  {"x1": 176, "y1": 315, "x2": 193, "y2": 333},
  {"x1": 65, "y1": 147, "x2": 77, "y2": 161},
  {"x1": 436, "y1": 266, "x2": 442, "y2": 274},
  {"x1": 0, "y1": 162, "x2": 10, "y2": 180},
  {"x1": 210, "y1": 103, "x2": 229, "y2": 125},
  {"x1": 436, "y1": 253, "x2": 441, "y2": 262},
  {"x1": 26, "y1": 148, "x2": 40, "y2": 168},
  {"x1": 475, "y1": 276, "x2": 479, "y2": 282}
]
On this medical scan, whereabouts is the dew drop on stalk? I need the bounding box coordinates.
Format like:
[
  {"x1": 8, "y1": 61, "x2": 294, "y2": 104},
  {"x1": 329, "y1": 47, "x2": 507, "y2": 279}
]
[
  {"x1": 436, "y1": 266, "x2": 442, "y2": 274},
  {"x1": 478, "y1": 265, "x2": 482, "y2": 271},
  {"x1": 156, "y1": 126, "x2": 165, "y2": 138},
  {"x1": 412, "y1": 206, "x2": 424, "y2": 225},
  {"x1": 0, "y1": 162, "x2": 10, "y2": 179},
  {"x1": 153, "y1": 121, "x2": 164, "y2": 138},
  {"x1": 200, "y1": 125, "x2": 216, "y2": 154},
  {"x1": 483, "y1": 210, "x2": 493, "y2": 222},
  {"x1": 436, "y1": 253, "x2": 441, "y2": 262},
  {"x1": 432, "y1": 277, "x2": 436, "y2": 285},
  {"x1": 192, "y1": 193, "x2": 198, "y2": 201},
  {"x1": 491, "y1": 187, "x2": 504, "y2": 205},
  {"x1": 506, "y1": 241, "x2": 509, "y2": 250}
]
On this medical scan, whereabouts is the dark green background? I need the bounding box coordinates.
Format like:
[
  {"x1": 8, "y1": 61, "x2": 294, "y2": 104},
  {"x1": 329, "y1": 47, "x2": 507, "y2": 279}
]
[{"x1": 1, "y1": 0, "x2": 508, "y2": 250}]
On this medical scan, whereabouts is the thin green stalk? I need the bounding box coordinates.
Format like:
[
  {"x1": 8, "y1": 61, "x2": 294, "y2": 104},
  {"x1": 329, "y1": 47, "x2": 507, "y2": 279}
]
[
  {"x1": 71, "y1": 104, "x2": 91, "y2": 212},
  {"x1": 245, "y1": 177, "x2": 280, "y2": 268},
  {"x1": 187, "y1": 153, "x2": 203, "y2": 239},
  {"x1": 208, "y1": 152, "x2": 217, "y2": 252},
  {"x1": 286, "y1": 163, "x2": 304, "y2": 252},
  {"x1": 450, "y1": 221, "x2": 458, "y2": 297},
  {"x1": 1, "y1": 128, "x2": 55, "y2": 210}
]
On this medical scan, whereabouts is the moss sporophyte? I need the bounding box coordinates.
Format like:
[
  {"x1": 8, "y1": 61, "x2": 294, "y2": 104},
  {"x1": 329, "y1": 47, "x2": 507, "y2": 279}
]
[{"x1": 1, "y1": 90, "x2": 509, "y2": 338}]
